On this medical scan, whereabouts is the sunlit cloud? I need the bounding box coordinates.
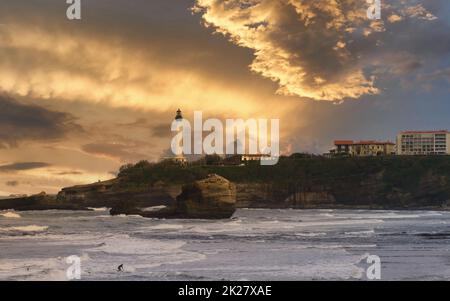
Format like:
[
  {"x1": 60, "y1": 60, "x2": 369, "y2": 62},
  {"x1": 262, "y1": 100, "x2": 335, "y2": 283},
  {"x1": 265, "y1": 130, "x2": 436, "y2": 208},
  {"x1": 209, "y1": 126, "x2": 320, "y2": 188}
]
[
  {"x1": 0, "y1": 0, "x2": 448, "y2": 195},
  {"x1": 193, "y1": 0, "x2": 438, "y2": 101},
  {"x1": 0, "y1": 24, "x2": 270, "y2": 117}
]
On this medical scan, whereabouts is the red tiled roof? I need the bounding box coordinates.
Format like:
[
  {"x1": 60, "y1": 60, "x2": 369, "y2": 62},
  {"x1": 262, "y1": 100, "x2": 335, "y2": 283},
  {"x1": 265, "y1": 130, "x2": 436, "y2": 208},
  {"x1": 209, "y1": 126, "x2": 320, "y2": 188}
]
[{"x1": 334, "y1": 140, "x2": 353, "y2": 145}]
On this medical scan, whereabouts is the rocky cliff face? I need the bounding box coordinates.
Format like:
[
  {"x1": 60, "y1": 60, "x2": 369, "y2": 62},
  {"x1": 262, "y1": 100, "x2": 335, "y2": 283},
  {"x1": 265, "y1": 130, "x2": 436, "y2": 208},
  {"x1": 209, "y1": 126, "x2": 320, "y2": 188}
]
[
  {"x1": 111, "y1": 174, "x2": 237, "y2": 219},
  {"x1": 56, "y1": 178, "x2": 177, "y2": 209},
  {"x1": 0, "y1": 192, "x2": 83, "y2": 211},
  {"x1": 235, "y1": 183, "x2": 335, "y2": 208},
  {"x1": 1, "y1": 178, "x2": 180, "y2": 213},
  {"x1": 3, "y1": 157, "x2": 450, "y2": 213},
  {"x1": 176, "y1": 174, "x2": 236, "y2": 218},
  {"x1": 233, "y1": 170, "x2": 450, "y2": 210}
]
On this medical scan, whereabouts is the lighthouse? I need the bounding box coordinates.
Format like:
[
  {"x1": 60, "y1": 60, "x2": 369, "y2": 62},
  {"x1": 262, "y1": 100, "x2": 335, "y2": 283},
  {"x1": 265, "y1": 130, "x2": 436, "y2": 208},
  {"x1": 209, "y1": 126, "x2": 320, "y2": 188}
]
[{"x1": 173, "y1": 109, "x2": 187, "y2": 165}]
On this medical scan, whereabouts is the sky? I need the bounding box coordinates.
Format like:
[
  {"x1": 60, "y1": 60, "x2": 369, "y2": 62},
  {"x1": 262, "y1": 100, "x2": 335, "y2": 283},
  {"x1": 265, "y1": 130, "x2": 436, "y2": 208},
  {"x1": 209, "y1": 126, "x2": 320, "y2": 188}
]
[{"x1": 0, "y1": 0, "x2": 449, "y2": 195}]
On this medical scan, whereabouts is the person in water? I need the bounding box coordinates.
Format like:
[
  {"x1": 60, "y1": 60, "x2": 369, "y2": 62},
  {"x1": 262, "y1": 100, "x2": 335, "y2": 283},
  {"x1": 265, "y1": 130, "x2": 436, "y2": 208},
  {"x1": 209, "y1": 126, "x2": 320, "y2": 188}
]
[{"x1": 117, "y1": 264, "x2": 124, "y2": 272}]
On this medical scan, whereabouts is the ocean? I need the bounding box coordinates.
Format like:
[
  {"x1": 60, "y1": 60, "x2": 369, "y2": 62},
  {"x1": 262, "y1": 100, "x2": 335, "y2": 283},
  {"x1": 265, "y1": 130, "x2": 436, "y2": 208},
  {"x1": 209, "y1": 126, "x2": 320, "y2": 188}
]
[{"x1": 0, "y1": 208, "x2": 449, "y2": 281}]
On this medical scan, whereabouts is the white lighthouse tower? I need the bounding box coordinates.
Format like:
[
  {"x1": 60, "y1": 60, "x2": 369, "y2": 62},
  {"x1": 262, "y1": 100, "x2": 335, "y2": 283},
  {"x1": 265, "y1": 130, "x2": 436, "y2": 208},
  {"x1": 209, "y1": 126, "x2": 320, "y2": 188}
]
[{"x1": 173, "y1": 109, "x2": 187, "y2": 165}]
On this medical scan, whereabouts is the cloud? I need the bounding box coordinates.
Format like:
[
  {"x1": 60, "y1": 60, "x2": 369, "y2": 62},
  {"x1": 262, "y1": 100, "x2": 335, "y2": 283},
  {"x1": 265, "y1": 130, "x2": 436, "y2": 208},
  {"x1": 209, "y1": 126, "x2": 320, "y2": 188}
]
[
  {"x1": 388, "y1": 14, "x2": 403, "y2": 23},
  {"x1": 81, "y1": 143, "x2": 148, "y2": 163},
  {"x1": 5, "y1": 181, "x2": 19, "y2": 187},
  {"x1": 403, "y1": 4, "x2": 438, "y2": 20},
  {"x1": 116, "y1": 118, "x2": 172, "y2": 138},
  {"x1": 117, "y1": 118, "x2": 150, "y2": 128},
  {"x1": 0, "y1": 95, "x2": 83, "y2": 148},
  {"x1": 0, "y1": 162, "x2": 51, "y2": 172},
  {"x1": 151, "y1": 123, "x2": 172, "y2": 138},
  {"x1": 0, "y1": 6, "x2": 267, "y2": 117},
  {"x1": 54, "y1": 171, "x2": 83, "y2": 176},
  {"x1": 423, "y1": 67, "x2": 450, "y2": 80},
  {"x1": 193, "y1": 0, "x2": 440, "y2": 101}
]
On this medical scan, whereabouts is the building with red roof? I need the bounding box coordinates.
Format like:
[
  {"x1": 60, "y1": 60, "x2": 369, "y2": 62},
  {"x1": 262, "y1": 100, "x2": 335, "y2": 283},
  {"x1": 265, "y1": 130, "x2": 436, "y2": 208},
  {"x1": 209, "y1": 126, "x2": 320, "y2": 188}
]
[{"x1": 330, "y1": 140, "x2": 395, "y2": 157}]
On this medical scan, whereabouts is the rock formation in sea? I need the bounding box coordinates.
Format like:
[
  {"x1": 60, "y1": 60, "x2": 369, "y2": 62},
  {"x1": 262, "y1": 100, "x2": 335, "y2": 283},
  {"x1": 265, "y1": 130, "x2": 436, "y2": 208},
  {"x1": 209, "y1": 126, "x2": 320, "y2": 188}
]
[
  {"x1": 111, "y1": 174, "x2": 237, "y2": 219},
  {"x1": 2, "y1": 156, "x2": 450, "y2": 214}
]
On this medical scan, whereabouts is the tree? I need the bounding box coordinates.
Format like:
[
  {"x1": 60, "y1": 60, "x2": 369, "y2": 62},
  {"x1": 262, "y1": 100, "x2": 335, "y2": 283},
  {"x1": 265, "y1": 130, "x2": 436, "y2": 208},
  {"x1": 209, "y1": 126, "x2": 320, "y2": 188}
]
[{"x1": 205, "y1": 154, "x2": 223, "y2": 165}]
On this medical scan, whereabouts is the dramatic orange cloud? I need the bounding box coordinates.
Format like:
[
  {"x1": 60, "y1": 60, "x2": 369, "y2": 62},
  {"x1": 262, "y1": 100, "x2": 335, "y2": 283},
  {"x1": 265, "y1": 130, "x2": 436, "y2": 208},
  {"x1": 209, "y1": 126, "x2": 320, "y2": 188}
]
[
  {"x1": 193, "y1": 0, "x2": 437, "y2": 100},
  {"x1": 0, "y1": 24, "x2": 281, "y2": 117}
]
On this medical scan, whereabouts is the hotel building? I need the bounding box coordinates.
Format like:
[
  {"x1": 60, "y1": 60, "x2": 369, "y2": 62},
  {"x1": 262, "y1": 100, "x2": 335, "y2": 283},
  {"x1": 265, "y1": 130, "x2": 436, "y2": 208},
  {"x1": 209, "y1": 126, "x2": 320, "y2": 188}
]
[
  {"x1": 396, "y1": 130, "x2": 450, "y2": 155},
  {"x1": 332, "y1": 140, "x2": 395, "y2": 157}
]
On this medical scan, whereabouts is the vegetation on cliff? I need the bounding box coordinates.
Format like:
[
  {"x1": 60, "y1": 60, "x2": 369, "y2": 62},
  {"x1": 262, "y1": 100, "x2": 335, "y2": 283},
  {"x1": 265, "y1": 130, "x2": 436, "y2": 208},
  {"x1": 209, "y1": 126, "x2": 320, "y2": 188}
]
[
  {"x1": 3, "y1": 155, "x2": 450, "y2": 212},
  {"x1": 115, "y1": 155, "x2": 450, "y2": 208},
  {"x1": 117, "y1": 155, "x2": 450, "y2": 188}
]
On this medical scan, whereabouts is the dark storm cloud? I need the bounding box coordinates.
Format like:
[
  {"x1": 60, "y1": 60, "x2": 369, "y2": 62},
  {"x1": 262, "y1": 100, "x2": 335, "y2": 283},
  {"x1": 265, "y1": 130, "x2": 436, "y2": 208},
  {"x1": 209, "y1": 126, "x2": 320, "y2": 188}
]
[
  {"x1": 194, "y1": 0, "x2": 450, "y2": 100},
  {"x1": 0, "y1": 95, "x2": 83, "y2": 148},
  {"x1": 0, "y1": 162, "x2": 51, "y2": 172},
  {"x1": 0, "y1": 0, "x2": 262, "y2": 103},
  {"x1": 0, "y1": 0, "x2": 449, "y2": 164},
  {"x1": 1, "y1": 0, "x2": 449, "y2": 104}
]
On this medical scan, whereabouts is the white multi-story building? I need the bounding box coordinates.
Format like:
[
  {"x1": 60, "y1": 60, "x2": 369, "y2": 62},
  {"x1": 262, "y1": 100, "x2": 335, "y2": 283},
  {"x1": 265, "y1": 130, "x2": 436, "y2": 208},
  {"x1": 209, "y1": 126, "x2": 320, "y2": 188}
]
[{"x1": 396, "y1": 130, "x2": 450, "y2": 155}]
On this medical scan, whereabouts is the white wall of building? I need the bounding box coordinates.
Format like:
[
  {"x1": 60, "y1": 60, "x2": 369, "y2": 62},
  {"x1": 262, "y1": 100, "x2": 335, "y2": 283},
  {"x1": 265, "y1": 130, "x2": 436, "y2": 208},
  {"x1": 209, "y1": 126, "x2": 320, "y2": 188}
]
[
  {"x1": 397, "y1": 131, "x2": 450, "y2": 155},
  {"x1": 447, "y1": 133, "x2": 450, "y2": 154}
]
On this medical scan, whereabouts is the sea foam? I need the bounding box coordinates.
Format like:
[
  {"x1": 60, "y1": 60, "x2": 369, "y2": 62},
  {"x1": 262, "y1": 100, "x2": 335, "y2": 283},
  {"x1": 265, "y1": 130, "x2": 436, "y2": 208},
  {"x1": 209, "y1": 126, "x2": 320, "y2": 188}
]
[{"x1": 0, "y1": 211, "x2": 21, "y2": 219}]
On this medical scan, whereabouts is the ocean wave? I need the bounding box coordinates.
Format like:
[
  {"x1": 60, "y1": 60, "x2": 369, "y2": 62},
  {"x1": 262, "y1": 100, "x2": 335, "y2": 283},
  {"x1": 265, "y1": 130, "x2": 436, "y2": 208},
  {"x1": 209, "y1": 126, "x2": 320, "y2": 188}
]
[
  {"x1": 0, "y1": 225, "x2": 49, "y2": 236},
  {"x1": 0, "y1": 257, "x2": 68, "y2": 281},
  {"x1": 352, "y1": 213, "x2": 421, "y2": 219},
  {"x1": 87, "y1": 235, "x2": 186, "y2": 255},
  {"x1": 295, "y1": 219, "x2": 384, "y2": 227},
  {"x1": 0, "y1": 211, "x2": 21, "y2": 218},
  {"x1": 291, "y1": 243, "x2": 376, "y2": 250},
  {"x1": 295, "y1": 232, "x2": 327, "y2": 237},
  {"x1": 319, "y1": 213, "x2": 335, "y2": 217},
  {"x1": 344, "y1": 230, "x2": 375, "y2": 237},
  {"x1": 115, "y1": 214, "x2": 144, "y2": 218},
  {"x1": 147, "y1": 224, "x2": 184, "y2": 230},
  {"x1": 84, "y1": 234, "x2": 206, "y2": 270},
  {"x1": 87, "y1": 207, "x2": 109, "y2": 212},
  {"x1": 141, "y1": 206, "x2": 167, "y2": 212}
]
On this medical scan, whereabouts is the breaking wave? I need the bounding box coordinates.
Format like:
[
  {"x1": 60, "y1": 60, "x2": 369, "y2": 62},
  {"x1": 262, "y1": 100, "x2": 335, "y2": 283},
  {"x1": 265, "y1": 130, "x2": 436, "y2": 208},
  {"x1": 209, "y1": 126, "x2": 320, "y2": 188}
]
[{"x1": 0, "y1": 211, "x2": 21, "y2": 219}]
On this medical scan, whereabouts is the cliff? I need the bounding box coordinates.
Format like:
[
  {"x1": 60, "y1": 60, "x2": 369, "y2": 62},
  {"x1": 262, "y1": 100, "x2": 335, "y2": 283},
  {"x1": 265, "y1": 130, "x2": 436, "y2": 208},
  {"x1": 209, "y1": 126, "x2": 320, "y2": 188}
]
[
  {"x1": 2, "y1": 156, "x2": 450, "y2": 213},
  {"x1": 110, "y1": 156, "x2": 450, "y2": 210},
  {"x1": 56, "y1": 178, "x2": 177, "y2": 208},
  {"x1": 175, "y1": 174, "x2": 236, "y2": 218},
  {"x1": 111, "y1": 174, "x2": 237, "y2": 219},
  {"x1": 0, "y1": 192, "x2": 82, "y2": 211}
]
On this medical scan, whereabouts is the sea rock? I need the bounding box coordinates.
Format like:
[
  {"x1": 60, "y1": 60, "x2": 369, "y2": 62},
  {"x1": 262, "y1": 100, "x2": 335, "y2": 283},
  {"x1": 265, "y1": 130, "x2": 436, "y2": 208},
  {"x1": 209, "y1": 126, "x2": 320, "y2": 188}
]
[
  {"x1": 113, "y1": 174, "x2": 237, "y2": 219},
  {"x1": 175, "y1": 173, "x2": 237, "y2": 219}
]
